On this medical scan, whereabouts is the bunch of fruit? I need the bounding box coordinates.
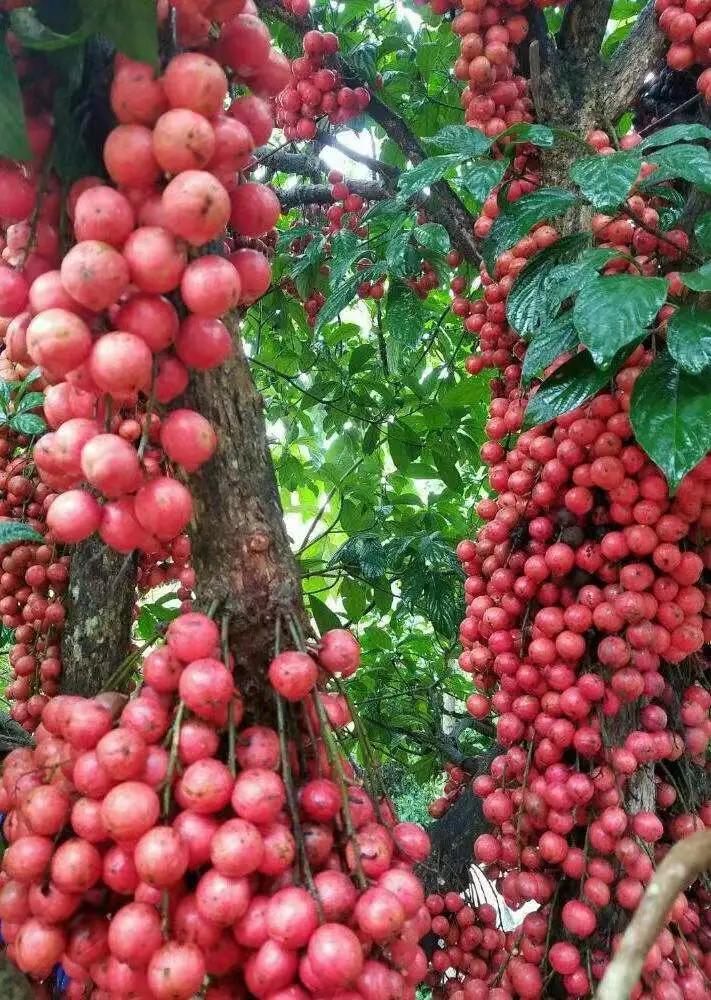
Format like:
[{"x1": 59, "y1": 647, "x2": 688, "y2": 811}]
[
  {"x1": 655, "y1": 0, "x2": 711, "y2": 102},
  {"x1": 275, "y1": 30, "x2": 370, "y2": 140},
  {"x1": 0, "y1": 613, "x2": 432, "y2": 998}
]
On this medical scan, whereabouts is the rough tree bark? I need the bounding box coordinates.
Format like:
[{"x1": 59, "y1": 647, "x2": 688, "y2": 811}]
[
  {"x1": 60, "y1": 539, "x2": 138, "y2": 695},
  {"x1": 183, "y1": 325, "x2": 309, "y2": 720}
]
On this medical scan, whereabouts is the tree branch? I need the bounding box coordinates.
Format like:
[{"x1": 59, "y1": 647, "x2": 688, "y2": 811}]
[
  {"x1": 318, "y1": 132, "x2": 399, "y2": 179},
  {"x1": 599, "y1": 0, "x2": 668, "y2": 121},
  {"x1": 256, "y1": 0, "x2": 482, "y2": 265},
  {"x1": 279, "y1": 180, "x2": 386, "y2": 209},
  {"x1": 596, "y1": 829, "x2": 711, "y2": 1000},
  {"x1": 558, "y1": 0, "x2": 613, "y2": 68}
]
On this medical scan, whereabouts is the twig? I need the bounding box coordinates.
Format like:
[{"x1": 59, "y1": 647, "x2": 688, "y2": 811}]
[{"x1": 596, "y1": 830, "x2": 711, "y2": 1000}]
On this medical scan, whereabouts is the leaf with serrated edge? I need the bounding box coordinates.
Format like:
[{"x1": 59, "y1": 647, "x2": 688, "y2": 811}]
[
  {"x1": 666, "y1": 306, "x2": 711, "y2": 374},
  {"x1": 522, "y1": 315, "x2": 579, "y2": 385},
  {"x1": 484, "y1": 188, "x2": 578, "y2": 272},
  {"x1": 573, "y1": 274, "x2": 667, "y2": 367},
  {"x1": 631, "y1": 352, "x2": 711, "y2": 491},
  {"x1": 0, "y1": 521, "x2": 44, "y2": 546},
  {"x1": 570, "y1": 152, "x2": 641, "y2": 210},
  {"x1": 524, "y1": 350, "x2": 621, "y2": 428}
]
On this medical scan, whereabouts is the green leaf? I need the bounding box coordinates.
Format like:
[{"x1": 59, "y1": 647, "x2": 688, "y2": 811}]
[
  {"x1": 570, "y1": 151, "x2": 641, "y2": 210},
  {"x1": 483, "y1": 188, "x2": 578, "y2": 272},
  {"x1": 506, "y1": 232, "x2": 591, "y2": 338},
  {"x1": 694, "y1": 212, "x2": 711, "y2": 254},
  {"x1": 0, "y1": 31, "x2": 31, "y2": 160},
  {"x1": 349, "y1": 343, "x2": 376, "y2": 374},
  {"x1": 388, "y1": 420, "x2": 420, "y2": 471},
  {"x1": 521, "y1": 314, "x2": 580, "y2": 385},
  {"x1": 397, "y1": 155, "x2": 462, "y2": 201},
  {"x1": 639, "y1": 123, "x2": 711, "y2": 151},
  {"x1": 413, "y1": 223, "x2": 450, "y2": 254},
  {"x1": 646, "y1": 144, "x2": 711, "y2": 191},
  {"x1": 385, "y1": 231, "x2": 412, "y2": 277},
  {"x1": 10, "y1": 413, "x2": 46, "y2": 436},
  {"x1": 573, "y1": 274, "x2": 667, "y2": 367},
  {"x1": 426, "y1": 125, "x2": 490, "y2": 156},
  {"x1": 314, "y1": 276, "x2": 359, "y2": 334},
  {"x1": 10, "y1": 4, "x2": 98, "y2": 48},
  {"x1": 432, "y1": 448, "x2": 462, "y2": 490},
  {"x1": 362, "y1": 423, "x2": 380, "y2": 454},
  {"x1": 348, "y1": 42, "x2": 378, "y2": 83},
  {"x1": 15, "y1": 392, "x2": 45, "y2": 413},
  {"x1": 384, "y1": 281, "x2": 424, "y2": 372},
  {"x1": 52, "y1": 82, "x2": 102, "y2": 183},
  {"x1": 498, "y1": 123, "x2": 555, "y2": 148},
  {"x1": 0, "y1": 521, "x2": 44, "y2": 546},
  {"x1": 666, "y1": 306, "x2": 711, "y2": 375},
  {"x1": 680, "y1": 263, "x2": 711, "y2": 292},
  {"x1": 439, "y1": 375, "x2": 488, "y2": 409},
  {"x1": 330, "y1": 533, "x2": 387, "y2": 582},
  {"x1": 462, "y1": 158, "x2": 507, "y2": 203},
  {"x1": 631, "y1": 351, "x2": 711, "y2": 491},
  {"x1": 524, "y1": 350, "x2": 620, "y2": 428},
  {"x1": 340, "y1": 578, "x2": 368, "y2": 620},
  {"x1": 101, "y1": 0, "x2": 158, "y2": 65},
  {"x1": 309, "y1": 594, "x2": 342, "y2": 634}
]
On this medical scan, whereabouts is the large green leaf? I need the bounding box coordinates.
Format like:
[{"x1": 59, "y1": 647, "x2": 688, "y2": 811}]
[
  {"x1": 631, "y1": 352, "x2": 711, "y2": 491},
  {"x1": 439, "y1": 376, "x2": 489, "y2": 409},
  {"x1": 314, "y1": 276, "x2": 359, "y2": 334},
  {"x1": 521, "y1": 314, "x2": 580, "y2": 385},
  {"x1": 483, "y1": 188, "x2": 578, "y2": 272},
  {"x1": 646, "y1": 144, "x2": 711, "y2": 191},
  {"x1": 0, "y1": 31, "x2": 31, "y2": 160},
  {"x1": 101, "y1": 0, "x2": 158, "y2": 65},
  {"x1": 573, "y1": 274, "x2": 667, "y2": 367},
  {"x1": 309, "y1": 594, "x2": 342, "y2": 634},
  {"x1": 426, "y1": 125, "x2": 491, "y2": 156},
  {"x1": 397, "y1": 155, "x2": 462, "y2": 201},
  {"x1": 524, "y1": 350, "x2": 620, "y2": 428},
  {"x1": 569, "y1": 151, "x2": 641, "y2": 210},
  {"x1": 384, "y1": 281, "x2": 424, "y2": 372},
  {"x1": 498, "y1": 123, "x2": 555, "y2": 148},
  {"x1": 10, "y1": 4, "x2": 99, "y2": 48},
  {"x1": 639, "y1": 123, "x2": 711, "y2": 151},
  {"x1": 506, "y1": 232, "x2": 590, "y2": 339},
  {"x1": 681, "y1": 263, "x2": 711, "y2": 292},
  {"x1": 462, "y1": 158, "x2": 507, "y2": 203},
  {"x1": 694, "y1": 212, "x2": 711, "y2": 254},
  {"x1": 666, "y1": 306, "x2": 711, "y2": 375},
  {"x1": 0, "y1": 521, "x2": 44, "y2": 546},
  {"x1": 413, "y1": 223, "x2": 450, "y2": 254}
]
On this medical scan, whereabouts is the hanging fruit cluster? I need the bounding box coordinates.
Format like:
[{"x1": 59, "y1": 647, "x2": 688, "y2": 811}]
[
  {"x1": 655, "y1": 0, "x2": 711, "y2": 103},
  {"x1": 0, "y1": 614, "x2": 432, "y2": 999},
  {"x1": 275, "y1": 30, "x2": 371, "y2": 140},
  {"x1": 416, "y1": 0, "x2": 711, "y2": 996}
]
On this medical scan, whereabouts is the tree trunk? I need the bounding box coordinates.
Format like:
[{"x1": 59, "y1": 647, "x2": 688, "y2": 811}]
[
  {"x1": 60, "y1": 538, "x2": 138, "y2": 697},
  {"x1": 184, "y1": 326, "x2": 308, "y2": 721}
]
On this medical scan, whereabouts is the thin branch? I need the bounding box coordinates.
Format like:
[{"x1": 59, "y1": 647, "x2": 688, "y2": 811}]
[
  {"x1": 256, "y1": 0, "x2": 482, "y2": 265},
  {"x1": 596, "y1": 830, "x2": 711, "y2": 1000},
  {"x1": 600, "y1": 0, "x2": 668, "y2": 121},
  {"x1": 318, "y1": 132, "x2": 399, "y2": 179},
  {"x1": 279, "y1": 180, "x2": 386, "y2": 209}
]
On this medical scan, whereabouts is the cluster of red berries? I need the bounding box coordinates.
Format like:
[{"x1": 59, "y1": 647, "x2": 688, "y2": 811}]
[
  {"x1": 418, "y1": 0, "x2": 711, "y2": 996},
  {"x1": 1, "y1": 35, "x2": 281, "y2": 558},
  {"x1": 275, "y1": 31, "x2": 370, "y2": 140},
  {"x1": 427, "y1": 763, "x2": 469, "y2": 819},
  {"x1": 655, "y1": 0, "x2": 711, "y2": 102},
  {"x1": 0, "y1": 613, "x2": 433, "y2": 999}
]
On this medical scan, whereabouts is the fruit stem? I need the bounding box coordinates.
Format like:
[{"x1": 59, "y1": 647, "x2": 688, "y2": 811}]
[
  {"x1": 222, "y1": 611, "x2": 236, "y2": 777},
  {"x1": 311, "y1": 686, "x2": 367, "y2": 890},
  {"x1": 163, "y1": 700, "x2": 185, "y2": 817},
  {"x1": 332, "y1": 676, "x2": 387, "y2": 820},
  {"x1": 138, "y1": 359, "x2": 158, "y2": 461},
  {"x1": 276, "y1": 692, "x2": 324, "y2": 919}
]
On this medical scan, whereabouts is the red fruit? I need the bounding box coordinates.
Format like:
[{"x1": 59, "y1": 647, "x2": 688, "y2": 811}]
[
  {"x1": 317, "y1": 628, "x2": 360, "y2": 676},
  {"x1": 160, "y1": 409, "x2": 217, "y2": 472},
  {"x1": 134, "y1": 826, "x2": 189, "y2": 886},
  {"x1": 175, "y1": 315, "x2": 232, "y2": 369},
  {"x1": 101, "y1": 780, "x2": 160, "y2": 841},
  {"x1": 26, "y1": 308, "x2": 92, "y2": 376},
  {"x1": 162, "y1": 170, "x2": 230, "y2": 246},
  {"x1": 266, "y1": 886, "x2": 319, "y2": 949},
  {"x1": 230, "y1": 182, "x2": 281, "y2": 238},
  {"x1": 80, "y1": 434, "x2": 143, "y2": 497},
  {"x1": 231, "y1": 767, "x2": 285, "y2": 824},
  {"x1": 178, "y1": 758, "x2": 234, "y2": 814},
  {"x1": 123, "y1": 226, "x2": 187, "y2": 294},
  {"x1": 211, "y1": 818, "x2": 264, "y2": 877},
  {"x1": 299, "y1": 778, "x2": 341, "y2": 822},
  {"x1": 60, "y1": 240, "x2": 130, "y2": 311},
  {"x1": 73, "y1": 186, "x2": 135, "y2": 247},
  {"x1": 167, "y1": 612, "x2": 220, "y2": 662},
  {"x1": 180, "y1": 256, "x2": 241, "y2": 317},
  {"x1": 307, "y1": 924, "x2": 364, "y2": 990},
  {"x1": 163, "y1": 53, "x2": 228, "y2": 117},
  {"x1": 268, "y1": 650, "x2": 318, "y2": 701},
  {"x1": 147, "y1": 942, "x2": 207, "y2": 1000},
  {"x1": 229, "y1": 247, "x2": 272, "y2": 305},
  {"x1": 51, "y1": 838, "x2": 102, "y2": 893},
  {"x1": 15, "y1": 918, "x2": 66, "y2": 978},
  {"x1": 115, "y1": 293, "x2": 179, "y2": 352},
  {"x1": 133, "y1": 476, "x2": 193, "y2": 540},
  {"x1": 108, "y1": 901, "x2": 163, "y2": 966}
]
